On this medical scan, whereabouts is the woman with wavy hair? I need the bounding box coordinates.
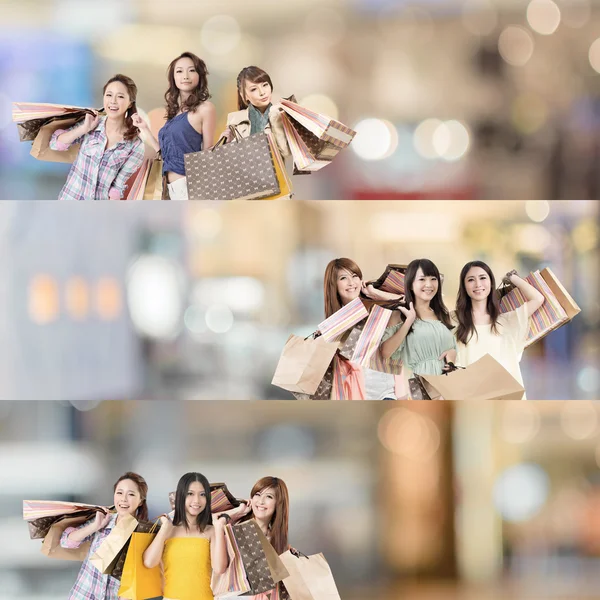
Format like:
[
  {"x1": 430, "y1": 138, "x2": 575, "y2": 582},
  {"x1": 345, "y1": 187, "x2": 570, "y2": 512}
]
[
  {"x1": 380, "y1": 259, "x2": 456, "y2": 386},
  {"x1": 135, "y1": 52, "x2": 216, "y2": 200},
  {"x1": 453, "y1": 260, "x2": 544, "y2": 399},
  {"x1": 50, "y1": 74, "x2": 145, "y2": 200}
]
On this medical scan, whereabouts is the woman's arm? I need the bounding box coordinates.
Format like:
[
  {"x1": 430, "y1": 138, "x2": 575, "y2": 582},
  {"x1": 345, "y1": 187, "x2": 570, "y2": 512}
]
[
  {"x1": 108, "y1": 140, "x2": 146, "y2": 200},
  {"x1": 380, "y1": 306, "x2": 415, "y2": 360},
  {"x1": 508, "y1": 272, "x2": 545, "y2": 317},
  {"x1": 220, "y1": 501, "x2": 251, "y2": 524},
  {"x1": 143, "y1": 515, "x2": 172, "y2": 569},
  {"x1": 362, "y1": 282, "x2": 403, "y2": 303},
  {"x1": 49, "y1": 113, "x2": 99, "y2": 151},
  {"x1": 188, "y1": 101, "x2": 217, "y2": 148},
  {"x1": 61, "y1": 511, "x2": 109, "y2": 548},
  {"x1": 132, "y1": 113, "x2": 160, "y2": 153},
  {"x1": 210, "y1": 518, "x2": 229, "y2": 575}
]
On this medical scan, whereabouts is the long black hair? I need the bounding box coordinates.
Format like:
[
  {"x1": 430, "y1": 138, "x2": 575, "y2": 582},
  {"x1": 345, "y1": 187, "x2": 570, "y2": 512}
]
[
  {"x1": 402, "y1": 258, "x2": 452, "y2": 332},
  {"x1": 455, "y1": 260, "x2": 502, "y2": 344},
  {"x1": 172, "y1": 472, "x2": 212, "y2": 532}
]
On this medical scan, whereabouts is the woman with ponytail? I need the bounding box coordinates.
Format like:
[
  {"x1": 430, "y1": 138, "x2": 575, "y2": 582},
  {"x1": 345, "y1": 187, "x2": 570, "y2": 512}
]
[{"x1": 50, "y1": 74, "x2": 145, "y2": 200}]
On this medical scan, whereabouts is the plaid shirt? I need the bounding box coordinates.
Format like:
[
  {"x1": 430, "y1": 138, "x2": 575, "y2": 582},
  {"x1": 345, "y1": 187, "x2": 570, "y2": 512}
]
[
  {"x1": 61, "y1": 513, "x2": 121, "y2": 600},
  {"x1": 50, "y1": 117, "x2": 144, "y2": 200}
]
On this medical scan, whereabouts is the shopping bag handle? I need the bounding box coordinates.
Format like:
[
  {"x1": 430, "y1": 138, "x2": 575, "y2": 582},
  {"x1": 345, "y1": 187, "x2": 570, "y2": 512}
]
[
  {"x1": 212, "y1": 125, "x2": 244, "y2": 150},
  {"x1": 290, "y1": 547, "x2": 309, "y2": 559}
]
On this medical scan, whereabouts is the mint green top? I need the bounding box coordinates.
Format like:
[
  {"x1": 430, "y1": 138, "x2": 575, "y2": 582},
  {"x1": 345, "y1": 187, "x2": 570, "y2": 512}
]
[{"x1": 381, "y1": 318, "x2": 456, "y2": 376}]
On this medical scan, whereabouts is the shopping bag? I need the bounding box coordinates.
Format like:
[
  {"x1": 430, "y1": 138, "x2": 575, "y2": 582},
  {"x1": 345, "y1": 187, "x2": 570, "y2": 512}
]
[
  {"x1": 211, "y1": 524, "x2": 251, "y2": 596},
  {"x1": 231, "y1": 521, "x2": 288, "y2": 594},
  {"x1": 261, "y1": 131, "x2": 293, "y2": 200},
  {"x1": 421, "y1": 353, "x2": 524, "y2": 400},
  {"x1": 90, "y1": 513, "x2": 138, "y2": 574},
  {"x1": 279, "y1": 99, "x2": 356, "y2": 149},
  {"x1": 184, "y1": 127, "x2": 280, "y2": 200},
  {"x1": 349, "y1": 304, "x2": 393, "y2": 367},
  {"x1": 117, "y1": 521, "x2": 162, "y2": 599},
  {"x1": 168, "y1": 481, "x2": 243, "y2": 512},
  {"x1": 28, "y1": 116, "x2": 84, "y2": 163},
  {"x1": 40, "y1": 513, "x2": 94, "y2": 561},
  {"x1": 279, "y1": 551, "x2": 341, "y2": 600},
  {"x1": 23, "y1": 500, "x2": 110, "y2": 538},
  {"x1": 280, "y1": 113, "x2": 339, "y2": 172},
  {"x1": 317, "y1": 298, "x2": 369, "y2": 342},
  {"x1": 12, "y1": 102, "x2": 94, "y2": 124},
  {"x1": 291, "y1": 359, "x2": 335, "y2": 401},
  {"x1": 143, "y1": 158, "x2": 166, "y2": 200},
  {"x1": 272, "y1": 335, "x2": 339, "y2": 395},
  {"x1": 368, "y1": 264, "x2": 408, "y2": 295},
  {"x1": 330, "y1": 355, "x2": 366, "y2": 400},
  {"x1": 499, "y1": 268, "x2": 580, "y2": 347}
]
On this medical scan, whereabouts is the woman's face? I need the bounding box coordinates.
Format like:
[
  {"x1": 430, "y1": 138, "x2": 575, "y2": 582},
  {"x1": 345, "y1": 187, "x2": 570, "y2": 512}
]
[
  {"x1": 464, "y1": 266, "x2": 491, "y2": 301},
  {"x1": 185, "y1": 481, "x2": 207, "y2": 518},
  {"x1": 411, "y1": 267, "x2": 439, "y2": 303},
  {"x1": 103, "y1": 81, "x2": 131, "y2": 119},
  {"x1": 251, "y1": 487, "x2": 276, "y2": 522},
  {"x1": 174, "y1": 56, "x2": 200, "y2": 93},
  {"x1": 244, "y1": 79, "x2": 272, "y2": 110},
  {"x1": 336, "y1": 269, "x2": 361, "y2": 305},
  {"x1": 113, "y1": 479, "x2": 143, "y2": 518}
]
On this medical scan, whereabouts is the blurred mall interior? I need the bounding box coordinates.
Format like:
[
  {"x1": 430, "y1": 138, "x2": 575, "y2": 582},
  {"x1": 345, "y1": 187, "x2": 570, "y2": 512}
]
[
  {"x1": 2, "y1": 0, "x2": 600, "y2": 199},
  {"x1": 1, "y1": 400, "x2": 600, "y2": 599},
  {"x1": 0, "y1": 200, "x2": 597, "y2": 400}
]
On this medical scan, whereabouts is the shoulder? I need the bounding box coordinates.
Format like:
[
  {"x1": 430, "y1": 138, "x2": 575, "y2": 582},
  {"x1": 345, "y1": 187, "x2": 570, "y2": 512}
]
[
  {"x1": 388, "y1": 310, "x2": 402, "y2": 326},
  {"x1": 227, "y1": 108, "x2": 249, "y2": 125},
  {"x1": 194, "y1": 100, "x2": 216, "y2": 117}
]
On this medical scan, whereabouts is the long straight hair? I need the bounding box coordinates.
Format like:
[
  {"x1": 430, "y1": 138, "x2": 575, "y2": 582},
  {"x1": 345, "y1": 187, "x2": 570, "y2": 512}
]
[
  {"x1": 239, "y1": 476, "x2": 289, "y2": 554},
  {"x1": 402, "y1": 258, "x2": 452, "y2": 331},
  {"x1": 113, "y1": 471, "x2": 148, "y2": 521},
  {"x1": 323, "y1": 258, "x2": 363, "y2": 318},
  {"x1": 172, "y1": 472, "x2": 212, "y2": 533},
  {"x1": 455, "y1": 260, "x2": 502, "y2": 344},
  {"x1": 165, "y1": 52, "x2": 210, "y2": 121},
  {"x1": 103, "y1": 75, "x2": 139, "y2": 141}
]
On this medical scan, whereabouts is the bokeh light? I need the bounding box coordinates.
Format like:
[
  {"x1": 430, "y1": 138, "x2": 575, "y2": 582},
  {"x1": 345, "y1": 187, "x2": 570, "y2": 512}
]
[
  {"x1": 525, "y1": 200, "x2": 551, "y2": 222},
  {"x1": 560, "y1": 401, "x2": 598, "y2": 440},
  {"x1": 526, "y1": 0, "x2": 561, "y2": 35},
  {"x1": 498, "y1": 26, "x2": 535, "y2": 66},
  {"x1": 200, "y1": 15, "x2": 241, "y2": 56},
  {"x1": 352, "y1": 118, "x2": 398, "y2": 161}
]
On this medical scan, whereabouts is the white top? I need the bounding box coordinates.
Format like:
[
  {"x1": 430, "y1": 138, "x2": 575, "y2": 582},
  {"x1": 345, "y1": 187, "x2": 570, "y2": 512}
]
[
  {"x1": 363, "y1": 367, "x2": 396, "y2": 400},
  {"x1": 454, "y1": 303, "x2": 529, "y2": 399}
]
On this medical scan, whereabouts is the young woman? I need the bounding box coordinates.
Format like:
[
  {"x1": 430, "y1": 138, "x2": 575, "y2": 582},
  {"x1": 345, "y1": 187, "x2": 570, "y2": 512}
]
[
  {"x1": 50, "y1": 75, "x2": 145, "y2": 200},
  {"x1": 453, "y1": 261, "x2": 544, "y2": 399},
  {"x1": 60, "y1": 472, "x2": 149, "y2": 600},
  {"x1": 222, "y1": 66, "x2": 290, "y2": 159},
  {"x1": 134, "y1": 52, "x2": 216, "y2": 200},
  {"x1": 323, "y1": 258, "x2": 403, "y2": 400},
  {"x1": 143, "y1": 472, "x2": 228, "y2": 600},
  {"x1": 380, "y1": 259, "x2": 457, "y2": 390}
]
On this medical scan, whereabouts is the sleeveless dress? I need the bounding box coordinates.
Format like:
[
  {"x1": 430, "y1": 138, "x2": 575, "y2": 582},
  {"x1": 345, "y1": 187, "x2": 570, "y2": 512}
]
[
  {"x1": 163, "y1": 537, "x2": 213, "y2": 600},
  {"x1": 158, "y1": 112, "x2": 204, "y2": 176}
]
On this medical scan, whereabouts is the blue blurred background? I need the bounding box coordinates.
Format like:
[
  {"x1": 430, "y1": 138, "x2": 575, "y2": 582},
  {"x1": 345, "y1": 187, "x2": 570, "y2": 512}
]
[
  {"x1": 0, "y1": 200, "x2": 597, "y2": 400},
  {"x1": 3, "y1": 0, "x2": 600, "y2": 199}
]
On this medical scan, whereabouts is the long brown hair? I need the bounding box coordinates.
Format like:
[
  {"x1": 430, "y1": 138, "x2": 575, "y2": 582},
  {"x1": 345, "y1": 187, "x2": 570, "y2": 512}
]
[
  {"x1": 402, "y1": 259, "x2": 453, "y2": 331},
  {"x1": 323, "y1": 258, "x2": 363, "y2": 318},
  {"x1": 236, "y1": 66, "x2": 273, "y2": 110},
  {"x1": 240, "y1": 476, "x2": 289, "y2": 554},
  {"x1": 165, "y1": 52, "x2": 211, "y2": 121},
  {"x1": 455, "y1": 260, "x2": 502, "y2": 344},
  {"x1": 113, "y1": 472, "x2": 148, "y2": 521},
  {"x1": 103, "y1": 75, "x2": 139, "y2": 142}
]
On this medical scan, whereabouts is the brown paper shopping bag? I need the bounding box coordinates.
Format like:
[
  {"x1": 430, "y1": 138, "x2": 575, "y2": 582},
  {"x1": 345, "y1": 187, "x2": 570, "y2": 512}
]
[
  {"x1": 90, "y1": 513, "x2": 138, "y2": 574},
  {"x1": 254, "y1": 523, "x2": 289, "y2": 582},
  {"x1": 40, "y1": 513, "x2": 93, "y2": 561},
  {"x1": 30, "y1": 117, "x2": 82, "y2": 164},
  {"x1": 272, "y1": 335, "x2": 339, "y2": 395},
  {"x1": 421, "y1": 353, "x2": 524, "y2": 400},
  {"x1": 540, "y1": 267, "x2": 580, "y2": 319},
  {"x1": 279, "y1": 551, "x2": 341, "y2": 600}
]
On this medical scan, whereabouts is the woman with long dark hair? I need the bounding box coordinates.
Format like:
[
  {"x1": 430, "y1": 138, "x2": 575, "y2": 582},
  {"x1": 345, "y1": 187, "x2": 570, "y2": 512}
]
[
  {"x1": 50, "y1": 74, "x2": 145, "y2": 200},
  {"x1": 453, "y1": 260, "x2": 544, "y2": 399},
  {"x1": 380, "y1": 259, "x2": 456, "y2": 385},
  {"x1": 60, "y1": 472, "x2": 149, "y2": 599},
  {"x1": 134, "y1": 52, "x2": 216, "y2": 200},
  {"x1": 143, "y1": 472, "x2": 227, "y2": 600}
]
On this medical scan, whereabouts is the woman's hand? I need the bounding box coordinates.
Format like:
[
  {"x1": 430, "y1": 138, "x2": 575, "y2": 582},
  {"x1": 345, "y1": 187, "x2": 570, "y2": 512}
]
[
  {"x1": 158, "y1": 514, "x2": 174, "y2": 536},
  {"x1": 213, "y1": 514, "x2": 229, "y2": 530},
  {"x1": 93, "y1": 511, "x2": 111, "y2": 532},
  {"x1": 132, "y1": 113, "x2": 150, "y2": 133},
  {"x1": 81, "y1": 112, "x2": 100, "y2": 134},
  {"x1": 398, "y1": 302, "x2": 416, "y2": 326},
  {"x1": 232, "y1": 501, "x2": 252, "y2": 520},
  {"x1": 440, "y1": 349, "x2": 457, "y2": 371}
]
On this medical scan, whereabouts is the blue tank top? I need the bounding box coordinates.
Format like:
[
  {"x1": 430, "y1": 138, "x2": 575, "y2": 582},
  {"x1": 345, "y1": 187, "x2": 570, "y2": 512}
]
[{"x1": 159, "y1": 112, "x2": 204, "y2": 176}]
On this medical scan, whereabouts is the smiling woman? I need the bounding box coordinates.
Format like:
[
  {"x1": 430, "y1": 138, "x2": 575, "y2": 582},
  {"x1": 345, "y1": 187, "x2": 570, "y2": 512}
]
[{"x1": 49, "y1": 74, "x2": 145, "y2": 200}]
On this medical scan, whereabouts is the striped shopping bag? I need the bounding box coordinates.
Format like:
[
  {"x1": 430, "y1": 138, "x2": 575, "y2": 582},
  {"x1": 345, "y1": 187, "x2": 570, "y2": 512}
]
[
  {"x1": 280, "y1": 99, "x2": 356, "y2": 149},
  {"x1": 369, "y1": 264, "x2": 408, "y2": 295},
  {"x1": 211, "y1": 524, "x2": 251, "y2": 596},
  {"x1": 317, "y1": 298, "x2": 368, "y2": 342},
  {"x1": 499, "y1": 268, "x2": 579, "y2": 347},
  {"x1": 350, "y1": 304, "x2": 393, "y2": 367}
]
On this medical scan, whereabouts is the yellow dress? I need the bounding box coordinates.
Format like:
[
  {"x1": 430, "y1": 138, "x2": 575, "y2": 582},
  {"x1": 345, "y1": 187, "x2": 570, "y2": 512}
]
[{"x1": 163, "y1": 537, "x2": 213, "y2": 600}]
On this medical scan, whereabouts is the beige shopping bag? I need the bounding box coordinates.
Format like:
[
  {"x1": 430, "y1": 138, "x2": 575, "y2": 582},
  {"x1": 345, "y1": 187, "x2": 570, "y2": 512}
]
[
  {"x1": 90, "y1": 513, "x2": 138, "y2": 574},
  {"x1": 40, "y1": 513, "x2": 93, "y2": 561},
  {"x1": 279, "y1": 551, "x2": 341, "y2": 600}
]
